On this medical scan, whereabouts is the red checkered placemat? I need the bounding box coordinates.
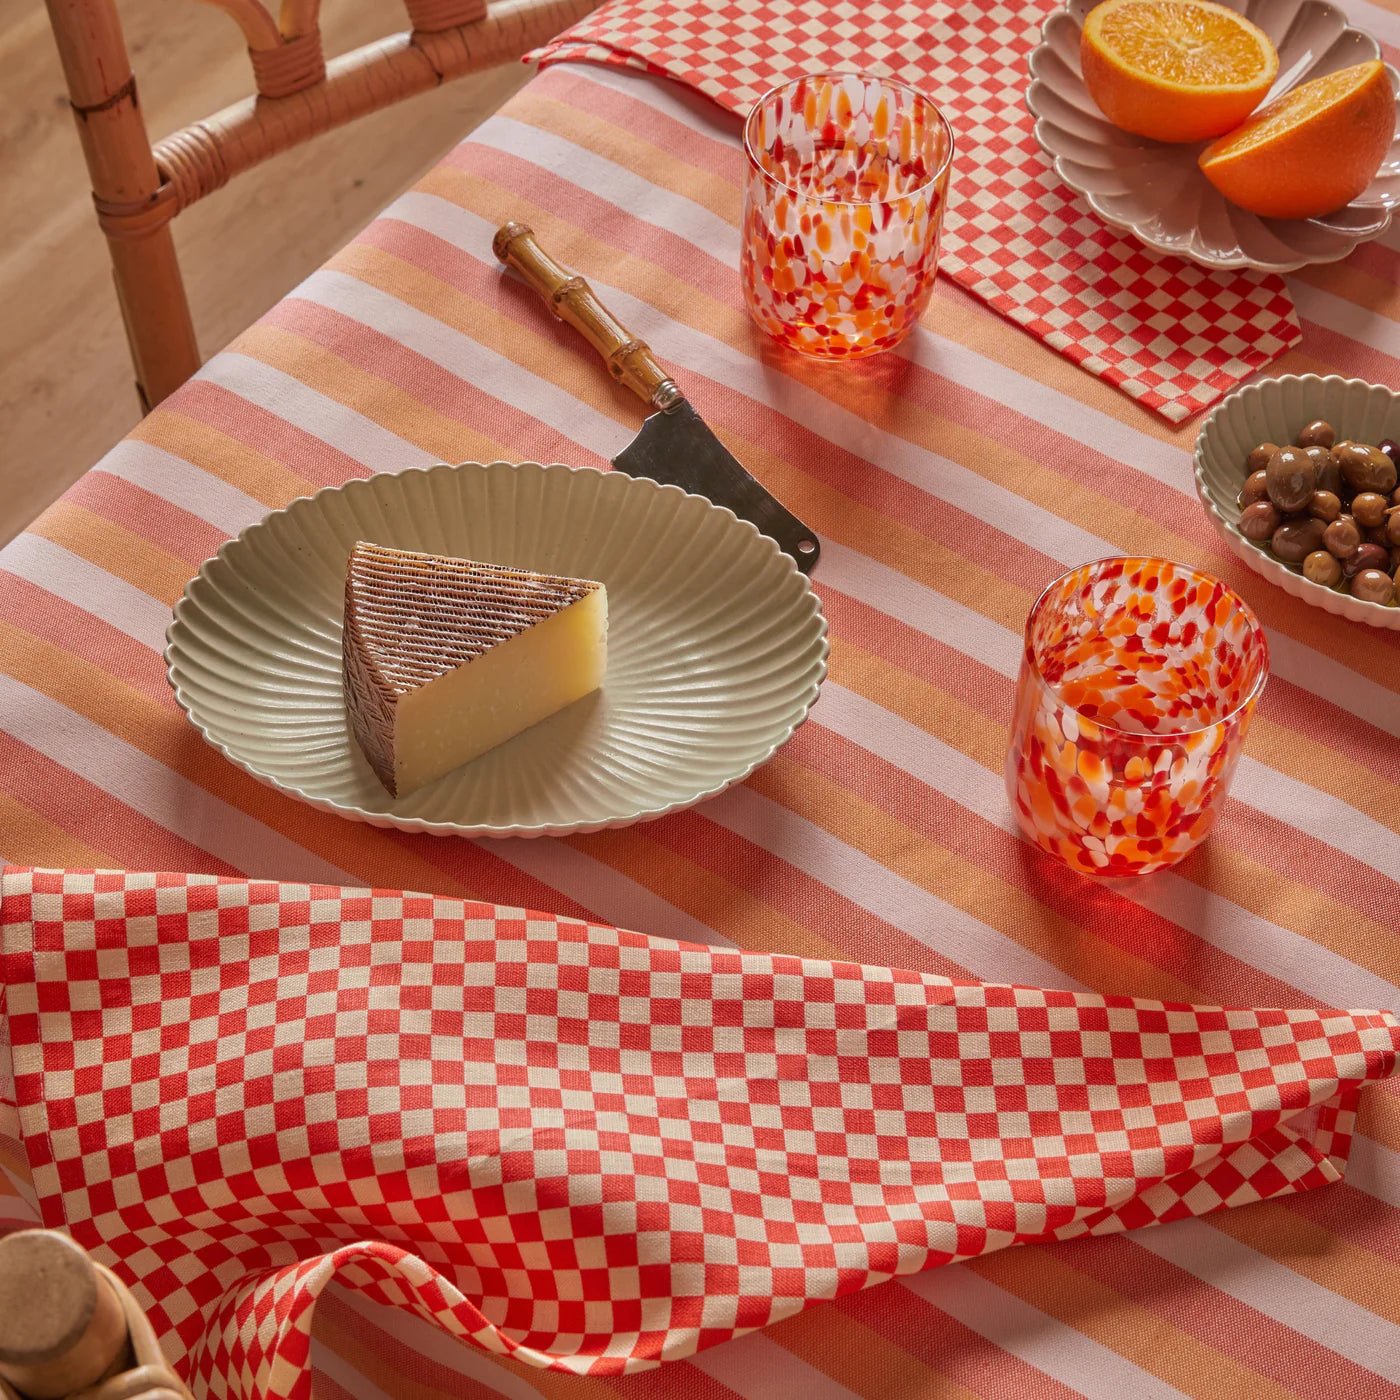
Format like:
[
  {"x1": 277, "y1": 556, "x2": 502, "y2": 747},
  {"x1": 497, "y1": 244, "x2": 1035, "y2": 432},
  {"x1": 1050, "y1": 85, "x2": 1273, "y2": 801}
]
[
  {"x1": 529, "y1": 0, "x2": 1302, "y2": 422},
  {"x1": 4, "y1": 869, "x2": 1396, "y2": 1396}
]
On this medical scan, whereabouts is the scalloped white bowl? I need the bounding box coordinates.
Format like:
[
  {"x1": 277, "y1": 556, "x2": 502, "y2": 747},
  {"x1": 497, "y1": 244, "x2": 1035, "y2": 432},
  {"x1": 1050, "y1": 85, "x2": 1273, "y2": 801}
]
[
  {"x1": 1195, "y1": 375, "x2": 1400, "y2": 628},
  {"x1": 1028, "y1": 0, "x2": 1400, "y2": 271},
  {"x1": 166, "y1": 462, "x2": 829, "y2": 837}
]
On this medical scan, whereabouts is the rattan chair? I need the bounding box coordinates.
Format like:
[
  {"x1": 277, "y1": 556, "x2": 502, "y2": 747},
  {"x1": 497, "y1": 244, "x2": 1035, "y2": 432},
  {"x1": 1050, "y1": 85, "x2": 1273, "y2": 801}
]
[{"x1": 44, "y1": 0, "x2": 599, "y2": 410}]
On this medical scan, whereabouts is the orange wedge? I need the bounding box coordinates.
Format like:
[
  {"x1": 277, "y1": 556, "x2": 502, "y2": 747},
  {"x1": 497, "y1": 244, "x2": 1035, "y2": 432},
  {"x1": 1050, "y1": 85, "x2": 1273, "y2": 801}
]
[
  {"x1": 1199, "y1": 61, "x2": 1395, "y2": 219},
  {"x1": 1081, "y1": 0, "x2": 1278, "y2": 143}
]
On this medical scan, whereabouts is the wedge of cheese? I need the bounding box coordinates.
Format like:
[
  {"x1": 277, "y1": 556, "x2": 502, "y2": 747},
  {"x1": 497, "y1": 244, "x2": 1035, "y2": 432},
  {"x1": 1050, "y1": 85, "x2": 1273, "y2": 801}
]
[{"x1": 343, "y1": 542, "x2": 607, "y2": 797}]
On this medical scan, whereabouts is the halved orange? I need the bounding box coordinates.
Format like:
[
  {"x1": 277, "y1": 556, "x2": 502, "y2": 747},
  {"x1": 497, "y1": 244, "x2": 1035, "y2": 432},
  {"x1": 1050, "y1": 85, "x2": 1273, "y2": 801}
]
[
  {"x1": 1081, "y1": 0, "x2": 1278, "y2": 143},
  {"x1": 1199, "y1": 61, "x2": 1396, "y2": 219}
]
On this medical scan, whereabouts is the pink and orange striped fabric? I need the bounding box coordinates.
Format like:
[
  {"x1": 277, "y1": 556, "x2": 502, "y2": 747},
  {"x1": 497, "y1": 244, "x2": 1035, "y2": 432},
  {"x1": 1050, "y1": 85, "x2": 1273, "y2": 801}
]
[{"x1": 1, "y1": 45, "x2": 1399, "y2": 1399}]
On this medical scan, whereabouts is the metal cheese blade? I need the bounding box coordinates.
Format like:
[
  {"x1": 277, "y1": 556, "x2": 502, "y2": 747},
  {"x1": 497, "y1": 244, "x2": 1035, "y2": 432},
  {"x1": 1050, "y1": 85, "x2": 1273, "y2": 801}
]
[{"x1": 610, "y1": 399, "x2": 821, "y2": 574}]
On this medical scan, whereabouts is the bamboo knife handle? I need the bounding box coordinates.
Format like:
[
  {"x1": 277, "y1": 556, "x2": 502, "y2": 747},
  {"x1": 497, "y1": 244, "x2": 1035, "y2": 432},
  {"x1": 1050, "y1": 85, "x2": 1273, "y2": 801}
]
[{"x1": 493, "y1": 221, "x2": 684, "y2": 413}]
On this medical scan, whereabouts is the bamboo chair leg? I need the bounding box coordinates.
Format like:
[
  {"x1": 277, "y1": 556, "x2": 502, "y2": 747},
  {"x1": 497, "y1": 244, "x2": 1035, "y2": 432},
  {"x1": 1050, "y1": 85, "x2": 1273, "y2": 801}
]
[
  {"x1": 107, "y1": 230, "x2": 200, "y2": 412},
  {"x1": 45, "y1": 0, "x2": 201, "y2": 411}
]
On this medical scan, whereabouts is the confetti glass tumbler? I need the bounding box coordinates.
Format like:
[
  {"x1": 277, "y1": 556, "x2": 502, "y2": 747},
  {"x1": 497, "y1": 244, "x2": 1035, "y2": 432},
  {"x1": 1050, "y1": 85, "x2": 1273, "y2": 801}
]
[
  {"x1": 741, "y1": 73, "x2": 953, "y2": 358},
  {"x1": 1006, "y1": 558, "x2": 1269, "y2": 877}
]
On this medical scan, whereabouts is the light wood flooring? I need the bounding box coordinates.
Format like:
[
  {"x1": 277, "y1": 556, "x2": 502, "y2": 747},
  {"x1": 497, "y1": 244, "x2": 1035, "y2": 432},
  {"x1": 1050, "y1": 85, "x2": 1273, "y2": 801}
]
[{"x1": 0, "y1": 0, "x2": 529, "y2": 546}]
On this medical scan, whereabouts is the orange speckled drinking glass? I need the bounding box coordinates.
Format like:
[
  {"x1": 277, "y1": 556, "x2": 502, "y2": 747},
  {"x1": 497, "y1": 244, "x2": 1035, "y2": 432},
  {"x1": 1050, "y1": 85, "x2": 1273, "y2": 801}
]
[
  {"x1": 1006, "y1": 558, "x2": 1269, "y2": 878},
  {"x1": 741, "y1": 72, "x2": 953, "y2": 358}
]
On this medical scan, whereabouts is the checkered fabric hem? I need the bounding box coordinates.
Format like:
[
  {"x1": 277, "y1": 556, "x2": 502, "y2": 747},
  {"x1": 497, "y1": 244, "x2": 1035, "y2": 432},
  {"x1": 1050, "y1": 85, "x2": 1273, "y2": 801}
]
[
  {"x1": 529, "y1": 0, "x2": 1303, "y2": 422},
  {"x1": 3, "y1": 869, "x2": 1395, "y2": 1396}
]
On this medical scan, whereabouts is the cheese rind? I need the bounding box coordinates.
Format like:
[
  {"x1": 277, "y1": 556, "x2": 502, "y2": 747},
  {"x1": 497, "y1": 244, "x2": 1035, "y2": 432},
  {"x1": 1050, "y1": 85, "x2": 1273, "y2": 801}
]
[{"x1": 343, "y1": 542, "x2": 607, "y2": 797}]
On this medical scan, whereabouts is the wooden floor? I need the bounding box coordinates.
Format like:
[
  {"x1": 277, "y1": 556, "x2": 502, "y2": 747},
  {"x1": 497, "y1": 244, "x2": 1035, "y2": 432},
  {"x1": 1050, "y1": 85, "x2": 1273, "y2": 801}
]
[{"x1": 0, "y1": 1, "x2": 529, "y2": 547}]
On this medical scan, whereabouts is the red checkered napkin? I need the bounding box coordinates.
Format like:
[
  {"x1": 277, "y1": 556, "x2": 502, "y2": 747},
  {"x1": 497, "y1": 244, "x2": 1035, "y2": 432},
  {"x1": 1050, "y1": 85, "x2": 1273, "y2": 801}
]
[
  {"x1": 529, "y1": 0, "x2": 1301, "y2": 423},
  {"x1": 3, "y1": 869, "x2": 1396, "y2": 1395}
]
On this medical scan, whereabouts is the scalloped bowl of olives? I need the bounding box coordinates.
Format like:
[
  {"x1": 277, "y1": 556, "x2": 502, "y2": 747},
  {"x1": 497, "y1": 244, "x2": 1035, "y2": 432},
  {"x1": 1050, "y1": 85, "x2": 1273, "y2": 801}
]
[{"x1": 1195, "y1": 374, "x2": 1400, "y2": 629}]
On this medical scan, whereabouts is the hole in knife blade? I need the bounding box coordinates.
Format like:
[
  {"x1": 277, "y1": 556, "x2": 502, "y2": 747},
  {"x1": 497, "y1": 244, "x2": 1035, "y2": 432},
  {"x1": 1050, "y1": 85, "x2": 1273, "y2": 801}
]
[{"x1": 797, "y1": 540, "x2": 817, "y2": 555}]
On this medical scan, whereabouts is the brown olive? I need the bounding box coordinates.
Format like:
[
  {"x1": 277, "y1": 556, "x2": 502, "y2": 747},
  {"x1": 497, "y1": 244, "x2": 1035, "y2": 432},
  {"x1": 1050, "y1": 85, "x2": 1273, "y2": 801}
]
[
  {"x1": 1351, "y1": 568, "x2": 1395, "y2": 605},
  {"x1": 1353, "y1": 491, "x2": 1389, "y2": 528},
  {"x1": 1296, "y1": 419, "x2": 1336, "y2": 449},
  {"x1": 1307, "y1": 448, "x2": 1343, "y2": 498},
  {"x1": 1271, "y1": 517, "x2": 1327, "y2": 563},
  {"x1": 1302, "y1": 550, "x2": 1342, "y2": 587},
  {"x1": 1392, "y1": 485, "x2": 1400, "y2": 507},
  {"x1": 1265, "y1": 446, "x2": 1318, "y2": 512},
  {"x1": 1246, "y1": 441, "x2": 1279, "y2": 473},
  {"x1": 1239, "y1": 499, "x2": 1281, "y2": 542},
  {"x1": 1386, "y1": 509, "x2": 1400, "y2": 547},
  {"x1": 1307, "y1": 489, "x2": 1342, "y2": 522},
  {"x1": 1239, "y1": 469, "x2": 1271, "y2": 506},
  {"x1": 1344, "y1": 542, "x2": 1391, "y2": 578},
  {"x1": 1324, "y1": 515, "x2": 1362, "y2": 559},
  {"x1": 1336, "y1": 440, "x2": 1398, "y2": 495}
]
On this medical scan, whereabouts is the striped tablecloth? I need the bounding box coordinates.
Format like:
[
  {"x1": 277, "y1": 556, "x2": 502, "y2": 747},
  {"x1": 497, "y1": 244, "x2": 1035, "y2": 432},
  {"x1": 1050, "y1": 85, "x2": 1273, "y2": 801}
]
[{"x1": 2, "y1": 51, "x2": 1399, "y2": 1400}]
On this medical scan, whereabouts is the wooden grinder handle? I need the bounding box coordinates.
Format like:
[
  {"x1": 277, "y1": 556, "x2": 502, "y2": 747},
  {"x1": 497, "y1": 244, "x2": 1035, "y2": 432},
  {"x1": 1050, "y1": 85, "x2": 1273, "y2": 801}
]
[
  {"x1": 493, "y1": 221, "x2": 684, "y2": 413},
  {"x1": 0, "y1": 1231, "x2": 128, "y2": 1399}
]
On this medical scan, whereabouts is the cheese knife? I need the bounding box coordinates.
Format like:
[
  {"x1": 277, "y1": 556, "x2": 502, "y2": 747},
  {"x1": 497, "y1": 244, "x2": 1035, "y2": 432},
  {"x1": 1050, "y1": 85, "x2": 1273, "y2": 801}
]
[{"x1": 493, "y1": 221, "x2": 820, "y2": 574}]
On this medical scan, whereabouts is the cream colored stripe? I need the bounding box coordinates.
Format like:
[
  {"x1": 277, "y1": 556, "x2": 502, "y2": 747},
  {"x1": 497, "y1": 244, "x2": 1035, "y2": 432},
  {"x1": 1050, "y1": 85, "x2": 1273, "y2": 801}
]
[
  {"x1": 29, "y1": 502, "x2": 189, "y2": 604},
  {"x1": 553, "y1": 60, "x2": 740, "y2": 139},
  {"x1": 490, "y1": 838, "x2": 728, "y2": 947},
  {"x1": 132, "y1": 410, "x2": 313, "y2": 507},
  {"x1": 195, "y1": 354, "x2": 441, "y2": 473},
  {"x1": 1347, "y1": 1135, "x2": 1400, "y2": 1209},
  {"x1": 223, "y1": 325, "x2": 519, "y2": 470},
  {"x1": 1290, "y1": 280, "x2": 1400, "y2": 357},
  {"x1": 966, "y1": 1248, "x2": 1305, "y2": 1400},
  {"x1": 1294, "y1": 263, "x2": 1400, "y2": 329},
  {"x1": 902, "y1": 1269, "x2": 1190, "y2": 1400},
  {"x1": 0, "y1": 534, "x2": 169, "y2": 647},
  {"x1": 706, "y1": 784, "x2": 1080, "y2": 989},
  {"x1": 472, "y1": 112, "x2": 737, "y2": 252},
  {"x1": 308, "y1": 1343, "x2": 406, "y2": 1400},
  {"x1": 1137, "y1": 1219, "x2": 1400, "y2": 1376},
  {"x1": 0, "y1": 673, "x2": 357, "y2": 885},
  {"x1": 690, "y1": 1332, "x2": 863, "y2": 1400},
  {"x1": 759, "y1": 1303, "x2": 985, "y2": 1400},
  {"x1": 330, "y1": 1290, "x2": 570, "y2": 1398},
  {"x1": 97, "y1": 440, "x2": 267, "y2": 536},
  {"x1": 286, "y1": 270, "x2": 623, "y2": 459}
]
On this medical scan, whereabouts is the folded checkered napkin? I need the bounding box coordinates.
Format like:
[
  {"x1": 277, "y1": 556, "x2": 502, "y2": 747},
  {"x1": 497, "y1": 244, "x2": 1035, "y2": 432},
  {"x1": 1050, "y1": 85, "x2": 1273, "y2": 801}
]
[
  {"x1": 529, "y1": 0, "x2": 1302, "y2": 422},
  {"x1": 2, "y1": 868, "x2": 1395, "y2": 1396}
]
